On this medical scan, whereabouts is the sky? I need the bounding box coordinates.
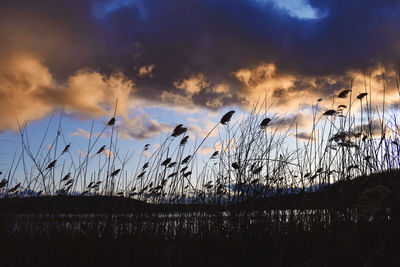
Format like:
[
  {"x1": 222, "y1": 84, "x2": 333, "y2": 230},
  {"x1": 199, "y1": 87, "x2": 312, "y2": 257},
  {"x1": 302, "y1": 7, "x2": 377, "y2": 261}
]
[{"x1": 1, "y1": 0, "x2": 400, "y2": 184}]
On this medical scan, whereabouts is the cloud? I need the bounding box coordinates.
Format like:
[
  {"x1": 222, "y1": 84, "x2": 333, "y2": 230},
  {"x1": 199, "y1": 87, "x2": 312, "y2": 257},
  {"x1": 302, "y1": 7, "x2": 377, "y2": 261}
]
[
  {"x1": 188, "y1": 120, "x2": 219, "y2": 139},
  {"x1": 0, "y1": 53, "x2": 134, "y2": 132},
  {"x1": 352, "y1": 119, "x2": 388, "y2": 138},
  {"x1": 70, "y1": 128, "x2": 93, "y2": 139},
  {"x1": 138, "y1": 64, "x2": 155, "y2": 78},
  {"x1": 116, "y1": 113, "x2": 170, "y2": 140},
  {"x1": 3, "y1": 0, "x2": 399, "y2": 83},
  {"x1": 160, "y1": 91, "x2": 195, "y2": 109},
  {"x1": 103, "y1": 149, "x2": 114, "y2": 158},
  {"x1": 61, "y1": 70, "x2": 133, "y2": 117},
  {"x1": 174, "y1": 74, "x2": 208, "y2": 96},
  {"x1": 198, "y1": 146, "x2": 214, "y2": 155},
  {"x1": 68, "y1": 110, "x2": 170, "y2": 141},
  {"x1": 1, "y1": 0, "x2": 400, "y2": 132},
  {"x1": 70, "y1": 128, "x2": 108, "y2": 139},
  {"x1": 296, "y1": 131, "x2": 316, "y2": 142},
  {"x1": 0, "y1": 53, "x2": 56, "y2": 131},
  {"x1": 164, "y1": 74, "x2": 238, "y2": 110}
]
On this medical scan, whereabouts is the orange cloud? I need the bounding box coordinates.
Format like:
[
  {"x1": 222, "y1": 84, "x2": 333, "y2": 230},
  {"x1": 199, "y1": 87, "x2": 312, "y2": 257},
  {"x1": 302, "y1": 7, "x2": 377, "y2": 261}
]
[
  {"x1": 138, "y1": 65, "x2": 155, "y2": 78},
  {"x1": 235, "y1": 62, "x2": 400, "y2": 117},
  {"x1": 0, "y1": 53, "x2": 134, "y2": 131},
  {"x1": 0, "y1": 53, "x2": 55, "y2": 131}
]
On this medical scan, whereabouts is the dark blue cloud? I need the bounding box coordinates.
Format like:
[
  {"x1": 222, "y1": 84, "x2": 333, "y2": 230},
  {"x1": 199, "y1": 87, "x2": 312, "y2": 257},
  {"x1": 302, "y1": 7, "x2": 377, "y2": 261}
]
[{"x1": 1, "y1": 0, "x2": 400, "y2": 106}]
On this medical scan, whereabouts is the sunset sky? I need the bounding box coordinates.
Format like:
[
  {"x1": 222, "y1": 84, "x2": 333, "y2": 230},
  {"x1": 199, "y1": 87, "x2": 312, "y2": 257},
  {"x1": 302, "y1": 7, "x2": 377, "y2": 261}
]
[{"x1": 1, "y1": 0, "x2": 400, "y2": 177}]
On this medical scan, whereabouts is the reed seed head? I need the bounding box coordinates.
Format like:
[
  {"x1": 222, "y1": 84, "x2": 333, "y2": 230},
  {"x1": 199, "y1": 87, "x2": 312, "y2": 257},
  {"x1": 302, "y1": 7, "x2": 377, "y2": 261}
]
[{"x1": 220, "y1": 110, "x2": 235, "y2": 125}]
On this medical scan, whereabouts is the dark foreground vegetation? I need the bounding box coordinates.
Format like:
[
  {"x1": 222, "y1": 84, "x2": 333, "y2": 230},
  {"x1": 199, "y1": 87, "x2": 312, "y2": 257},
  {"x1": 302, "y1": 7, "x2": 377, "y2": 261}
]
[
  {"x1": 1, "y1": 170, "x2": 400, "y2": 266},
  {"x1": 0, "y1": 206, "x2": 399, "y2": 266},
  {"x1": 2, "y1": 80, "x2": 400, "y2": 266}
]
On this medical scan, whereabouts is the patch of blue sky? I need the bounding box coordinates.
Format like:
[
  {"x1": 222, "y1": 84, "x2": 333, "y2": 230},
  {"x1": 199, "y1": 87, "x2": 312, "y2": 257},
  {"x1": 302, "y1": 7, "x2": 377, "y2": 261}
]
[{"x1": 255, "y1": 0, "x2": 322, "y2": 19}]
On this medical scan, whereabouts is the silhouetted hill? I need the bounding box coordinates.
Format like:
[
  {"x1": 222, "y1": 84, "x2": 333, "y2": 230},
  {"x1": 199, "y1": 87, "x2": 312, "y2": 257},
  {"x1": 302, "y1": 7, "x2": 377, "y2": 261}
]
[
  {"x1": 247, "y1": 169, "x2": 400, "y2": 210},
  {"x1": 1, "y1": 170, "x2": 399, "y2": 214}
]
